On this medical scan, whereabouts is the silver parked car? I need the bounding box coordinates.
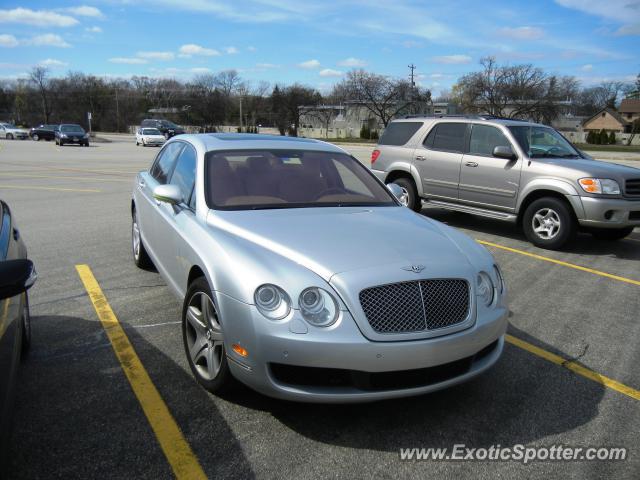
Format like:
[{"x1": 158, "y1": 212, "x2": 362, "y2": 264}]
[
  {"x1": 131, "y1": 134, "x2": 508, "y2": 403},
  {"x1": 372, "y1": 116, "x2": 640, "y2": 249}
]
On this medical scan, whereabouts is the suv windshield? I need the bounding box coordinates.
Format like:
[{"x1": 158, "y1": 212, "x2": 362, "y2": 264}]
[
  {"x1": 142, "y1": 128, "x2": 161, "y2": 135},
  {"x1": 508, "y1": 125, "x2": 580, "y2": 158},
  {"x1": 61, "y1": 125, "x2": 85, "y2": 133},
  {"x1": 205, "y1": 149, "x2": 396, "y2": 210}
]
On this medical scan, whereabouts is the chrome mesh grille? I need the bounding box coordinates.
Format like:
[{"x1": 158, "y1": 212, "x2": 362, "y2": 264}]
[
  {"x1": 359, "y1": 280, "x2": 470, "y2": 334},
  {"x1": 625, "y1": 179, "x2": 640, "y2": 196}
]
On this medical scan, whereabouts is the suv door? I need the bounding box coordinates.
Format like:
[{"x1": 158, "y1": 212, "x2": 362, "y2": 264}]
[
  {"x1": 459, "y1": 124, "x2": 522, "y2": 211},
  {"x1": 413, "y1": 122, "x2": 467, "y2": 200},
  {"x1": 153, "y1": 143, "x2": 197, "y2": 293},
  {"x1": 135, "y1": 141, "x2": 184, "y2": 265}
]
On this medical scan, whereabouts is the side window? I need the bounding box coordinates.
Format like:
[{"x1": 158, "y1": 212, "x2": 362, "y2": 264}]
[
  {"x1": 469, "y1": 125, "x2": 511, "y2": 157},
  {"x1": 423, "y1": 126, "x2": 436, "y2": 148},
  {"x1": 429, "y1": 123, "x2": 467, "y2": 153},
  {"x1": 169, "y1": 144, "x2": 197, "y2": 206},
  {"x1": 150, "y1": 142, "x2": 183, "y2": 184},
  {"x1": 378, "y1": 122, "x2": 423, "y2": 146}
]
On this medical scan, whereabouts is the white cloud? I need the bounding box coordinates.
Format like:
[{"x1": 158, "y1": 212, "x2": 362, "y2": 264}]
[
  {"x1": 337, "y1": 57, "x2": 367, "y2": 67},
  {"x1": 27, "y1": 34, "x2": 71, "y2": 48},
  {"x1": 298, "y1": 59, "x2": 320, "y2": 69},
  {"x1": 256, "y1": 63, "x2": 279, "y2": 69},
  {"x1": 432, "y1": 54, "x2": 472, "y2": 64},
  {"x1": 0, "y1": 8, "x2": 78, "y2": 27},
  {"x1": 555, "y1": 0, "x2": 640, "y2": 36},
  {"x1": 39, "y1": 58, "x2": 68, "y2": 68},
  {"x1": 0, "y1": 34, "x2": 19, "y2": 48},
  {"x1": 615, "y1": 24, "x2": 640, "y2": 36},
  {"x1": 319, "y1": 68, "x2": 343, "y2": 77},
  {"x1": 85, "y1": 26, "x2": 102, "y2": 33},
  {"x1": 64, "y1": 6, "x2": 104, "y2": 18},
  {"x1": 178, "y1": 44, "x2": 220, "y2": 57},
  {"x1": 401, "y1": 40, "x2": 423, "y2": 48},
  {"x1": 137, "y1": 51, "x2": 175, "y2": 60},
  {"x1": 498, "y1": 26, "x2": 545, "y2": 40},
  {"x1": 581, "y1": 64, "x2": 594, "y2": 71},
  {"x1": 224, "y1": 46, "x2": 239, "y2": 54},
  {"x1": 190, "y1": 67, "x2": 212, "y2": 74},
  {"x1": 109, "y1": 57, "x2": 148, "y2": 64}
]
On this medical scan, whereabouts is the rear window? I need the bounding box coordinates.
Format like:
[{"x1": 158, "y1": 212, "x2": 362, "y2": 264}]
[{"x1": 378, "y1": 122, "x2": 423, "y2": 146}]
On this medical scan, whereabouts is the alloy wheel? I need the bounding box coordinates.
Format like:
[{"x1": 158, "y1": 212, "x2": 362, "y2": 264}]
[
  {"x1": 185, "y1": 292, "x2": 224, "y2": 381},
  {"x1": 532, "y1": 207, "x2": 561, "y2": 240},
  {"x1": 132, "y1": 213, "x2": 141, "y2": 260}
]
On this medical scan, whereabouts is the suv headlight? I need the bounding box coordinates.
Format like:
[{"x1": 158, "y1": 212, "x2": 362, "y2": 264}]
[
  {"x1": 299, "y1": 287, "x2": 339, "y2": 327},
  {"x1": 578, "y1": 178, "x2": 620, "y2": 195},
  {"x1": 477, "y1": 272, "x2": 494, "y2": 307},
  {"x1": 254, "y1": 284, "x2": 291, "y2": 320}
]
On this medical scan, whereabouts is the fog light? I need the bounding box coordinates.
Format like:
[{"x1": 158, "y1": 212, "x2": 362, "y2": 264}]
[
  {"x1": 604, "y1": 210, "x2": 614, "y2": 220},
  {"x1": 232, "y1": 344, "x2": 248, "y2": 357}
]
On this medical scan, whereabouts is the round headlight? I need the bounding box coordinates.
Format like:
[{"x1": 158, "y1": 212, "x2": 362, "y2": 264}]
[
  {"x1": 299, "y1": 287, "x2": 339, "y2": 327},
  {"x1": 477, "y1": 272, "x2": 495, "y2": 306},
  {"x1": 254, "y1": 284, "x2": 291, "y2": 320},
  {"x1": 493, "y1": 265, "x2": 505, "y2": 295}
]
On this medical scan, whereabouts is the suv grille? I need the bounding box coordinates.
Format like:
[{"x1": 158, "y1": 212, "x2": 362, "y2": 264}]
[
  {"x1": 359, "y1": 280, "x2": 470, "y2": 334},
  {"x1": 626, "y1": 179, "x2": 640, "y2": 196}
]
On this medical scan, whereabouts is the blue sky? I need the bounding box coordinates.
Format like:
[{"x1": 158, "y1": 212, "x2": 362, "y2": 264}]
[{"x1": 0, "y1": 0, "x2": 638, "y2": 95}]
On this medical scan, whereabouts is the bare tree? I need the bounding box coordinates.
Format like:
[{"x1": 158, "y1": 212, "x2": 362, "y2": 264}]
[
  {"x1": 29, "y1": 66, "x2": 51, "y2": 123},
  {"x1": 337, "y1": 70, "x2": 430, "y2": 127}
]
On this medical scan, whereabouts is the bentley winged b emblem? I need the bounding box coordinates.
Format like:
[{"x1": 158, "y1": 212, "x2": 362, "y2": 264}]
[{"x1": 402, "y1": 264, "x2": 425, "y2": 274}]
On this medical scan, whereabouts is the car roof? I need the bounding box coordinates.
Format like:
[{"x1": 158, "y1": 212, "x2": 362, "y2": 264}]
[
  {"x1": 175, "y1": 133, "x2": 346, "y2": 154},
  {"x1": 390, "y1": 115, "x2": 547, "y2": 128}
]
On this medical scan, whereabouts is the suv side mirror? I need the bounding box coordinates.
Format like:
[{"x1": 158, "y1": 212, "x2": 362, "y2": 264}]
[
  {"x1": 0, "y1": 259, "x2": 37, "y2": 300},
  {"x1": 493, "y1": 145, "x2": 517, "y2": 160},
  {"x1": 153, "y1": 184, "x2": 183, "y2": 205}
]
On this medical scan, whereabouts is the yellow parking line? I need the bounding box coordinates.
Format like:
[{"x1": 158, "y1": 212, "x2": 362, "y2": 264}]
[
  {"x1": 0, "y1": 172, "x2": 130, "y2": 183},
  {"x1": 506, "y1": 335, "x2": 640, "y2": 401},
  {"x1": 0, "y1": 184, "x2": 101, "y2": 193},
  {"x1": 75, "y1": 265, "x2": 206, "y2": 480},
  {"x1": 478, "y1": 239, "x2": 640, "y2": 287}
]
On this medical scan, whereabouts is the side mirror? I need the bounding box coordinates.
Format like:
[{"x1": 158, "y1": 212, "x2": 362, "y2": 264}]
[
  {"x1": 0, "y1": 259, "x2": 37, "y2": 300},
  {"x1": 493, "y1": 145, "x2": 517, "y2": 160},
  {"x1": 153, "y1": 184, "x2": 183, "y2": 205},
  {"x1": 387, "y1": 183, "x2": 409, "y2": 206}
]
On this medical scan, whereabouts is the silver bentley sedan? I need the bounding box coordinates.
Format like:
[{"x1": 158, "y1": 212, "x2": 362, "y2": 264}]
[{"x1": 131, "y1": 133, "x2": 508, "y2": 403}]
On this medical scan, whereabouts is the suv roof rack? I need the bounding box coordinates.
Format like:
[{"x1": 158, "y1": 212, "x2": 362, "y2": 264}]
[{"x1": 401, "y1": 114, "x2": 530, "y2": 121}]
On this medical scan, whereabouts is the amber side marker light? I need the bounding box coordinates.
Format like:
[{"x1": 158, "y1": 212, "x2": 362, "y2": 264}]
[{"x1": 232, "y1": 344, "x2": 249, "y2": 357}]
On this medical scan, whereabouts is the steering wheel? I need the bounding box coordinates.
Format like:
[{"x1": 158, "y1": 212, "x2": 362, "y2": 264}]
[{"x1": 314, "y1": 188, "x2": 346, "y2": 200}]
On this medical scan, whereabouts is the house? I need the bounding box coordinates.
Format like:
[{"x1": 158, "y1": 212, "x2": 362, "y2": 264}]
[
  {"x1": 618, "y1": 99, "x2": 640, "y2": 126},
  {"x1": 582, "y1": 108, "x2": 629, "y2": 133}
]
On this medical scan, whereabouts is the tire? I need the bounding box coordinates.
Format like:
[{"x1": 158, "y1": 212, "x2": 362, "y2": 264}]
[
  {"x1": 84, "y1": 142, "x2": 90, "y2": 147},
  {"x1": 58, "y1": 140, "x2": 64, "y2": 146},
  {"x1": 182, "y1": 277, "x2": 235, "y2": 394},
  {"x1": 523, "y1": 197, "x2": 576, "y2": 250},
  {"x1": 590, "y1": 227, "x2": 635, "y2": 241},
  {"x1": 132, "y1": 208, "x2": 153, "y2": 269},
  {"x1": 164, "y1": 132, "x2": 170, "y2": 140},
  {"x1": 33, "y1": 134, "x2": 39, "y2": 141},
  {"x1": 6, "y1": 133, "x2": 13, "y2": 140},
  {"x1": 20, "y1": 293, "x2": 31, "y2": 359},
  {"x1": 391, "y1": 177, "x2": 421, "y2": 212}
]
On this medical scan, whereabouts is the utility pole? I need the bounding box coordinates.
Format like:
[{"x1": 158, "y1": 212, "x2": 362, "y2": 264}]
[
  {"x1": 239, "y1": 97, "x2": 243, "y2": 132},
  {"x1": 408, "y1": 64, "x2": 417, "y2": 114},
  {"x1": 115, "y1": 87, "x2": 120, "y2": 133}
]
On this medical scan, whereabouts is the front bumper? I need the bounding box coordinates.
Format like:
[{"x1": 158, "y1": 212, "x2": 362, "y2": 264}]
[
  {"x1": 59, "y1": 136, "x2": 88, "y2": 144},
  {"x1": 578, "y1": 196, "x2": 640, "y2": 228},
  {"x1": 216, "y1": 292, "x2": 508, "y2": 403},
  {"x1": 10, "y1": 132, "x2": 28, "y2": 139}
]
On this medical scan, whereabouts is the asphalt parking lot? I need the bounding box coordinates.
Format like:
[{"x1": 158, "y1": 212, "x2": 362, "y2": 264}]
[{"x1": 2, "y1": 136, "x2": 640, "y2": 479}]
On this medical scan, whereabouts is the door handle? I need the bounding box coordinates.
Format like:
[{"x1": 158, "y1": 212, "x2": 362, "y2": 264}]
[
  {"x1": 138, "y1": 179, "x2": 146, "y2": 188},
  {"x1": 13, "y1": 228, "x2": 19, "y2": 241},
  {"x1": 465, "y1": 162, "x2": 479, "y2": 167},
  {"x1": 415, "y1": 155, "x2": 425, "y2": 161}
]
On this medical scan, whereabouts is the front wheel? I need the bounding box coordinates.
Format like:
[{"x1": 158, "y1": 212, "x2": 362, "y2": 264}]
[
  {"x1": 590, "y1": 227, "x2": 635, "y2": 241},
  {"x1": 6, "y1": 133, "x2": 13, "y2": 140},
  {"x1": 132, "y1": 209, "x2": 153, "y2": 269},
  {"x1": 390, "y1": 177, "x2": 421, "y2": 212},
  {"x1": 32, "y1": 134, "x2": 39, "y2": 141},
  {"x1": 522, "y1": 197, "x2": 576, "y2": 250},
  {"x1": 182, "y1": 278, "x2": 235, "y2": 394}
]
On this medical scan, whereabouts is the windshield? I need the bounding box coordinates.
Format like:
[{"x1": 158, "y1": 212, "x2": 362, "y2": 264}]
[
  {"x1": 508, "y1": 126, "x2": 580, "y2": 158},
  {"x1": 61, "y1": 125, "x2": 85, "y2": 133},
  {"x1": 142, "y1": 128, "x2": 161, "y2": 135},
  {"x1": 2, "y1": 124, "x2": 17, "y2": 129},
  {"x1": 205, "y1": 149, "x2": 396, "y2": 210}
]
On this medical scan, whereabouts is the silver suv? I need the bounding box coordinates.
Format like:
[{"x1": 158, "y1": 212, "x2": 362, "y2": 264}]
[{"x1": 371, "y1": 116, "x2": 640, "y2": 249}]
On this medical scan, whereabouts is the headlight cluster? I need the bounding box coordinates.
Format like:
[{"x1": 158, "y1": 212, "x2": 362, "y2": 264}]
[
  {"x1": 254, "y1": 284, "x2": 339, "y2": 327},
  {"x1": 578, "y1": 178, "x2": 620, "y2": 195},
  {"x1": 477, "y1": 266, "x2": 506, "y2": 307}
]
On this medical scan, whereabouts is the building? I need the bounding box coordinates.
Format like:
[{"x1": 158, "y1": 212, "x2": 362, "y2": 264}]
[
  {"x1": 618, "y1": 99, "x2": 640, "y2": 126},
  {"x1": 582, "y1": 108, "x2": 631, "y2": 133}
]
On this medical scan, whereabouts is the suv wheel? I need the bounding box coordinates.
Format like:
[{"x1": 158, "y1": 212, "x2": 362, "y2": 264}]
[
  {"x1": 32, "y1": 134, "x2": 39, "y2": 141},
  {"x1": 590, "y1": 227, "x2": 635, "y2": 241},
  {"x1": 6, "y1": 133, "x2": 13, "y2": 140},
  {"x1": 391, "y1": 177, "x2": 421, "y2": 212},
  {"x1": 523, "y1": 197, "x2": 576, "y2": 250},
  {"x1": 182, "y1": 277, "x2": 235, "y2": 394}
]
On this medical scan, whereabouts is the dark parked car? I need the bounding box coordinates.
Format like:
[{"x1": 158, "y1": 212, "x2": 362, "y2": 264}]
[
  {"x1": 55, "y1": 124, "x2": 90, "y2": 147},
  {"x1": 0, "y1": 200, "x2": 36, "y2": 473},
  {"x1": 140, "y1": 119, "x2": 185, "y2": 139},
  {"x1": 29, "y1": 124, "x2": 58, "y2": 141}
]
